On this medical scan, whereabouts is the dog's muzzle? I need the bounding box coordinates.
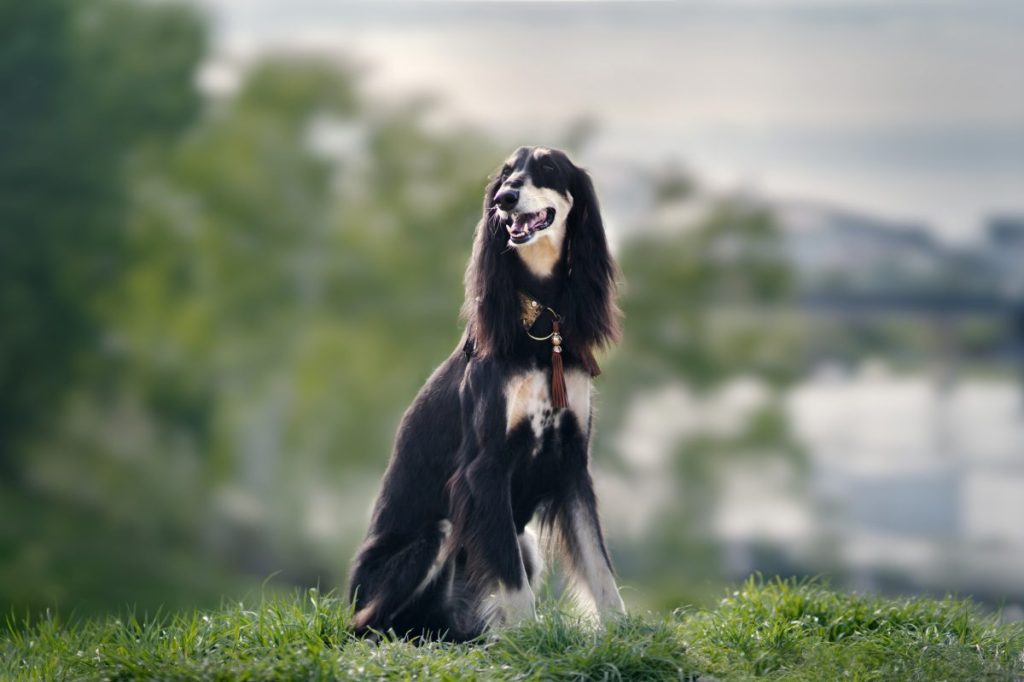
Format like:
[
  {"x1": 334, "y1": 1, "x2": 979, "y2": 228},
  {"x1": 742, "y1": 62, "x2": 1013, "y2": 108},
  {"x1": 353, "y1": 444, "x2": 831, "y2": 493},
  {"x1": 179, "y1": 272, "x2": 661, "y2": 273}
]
[{"x1": 505, "y1": 208, "x2": 555, "y2": 245}]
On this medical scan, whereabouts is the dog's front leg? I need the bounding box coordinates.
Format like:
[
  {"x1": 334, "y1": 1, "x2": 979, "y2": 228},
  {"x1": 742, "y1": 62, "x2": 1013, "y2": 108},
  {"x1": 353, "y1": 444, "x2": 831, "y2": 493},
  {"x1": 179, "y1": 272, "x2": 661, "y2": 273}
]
[
  {"x1": 461, "y1": 452, "x2": 536, "y2": 626},
  {"x1": 556, "y1": 420, "x2": 626, "y2": 621},
  {"x1": 450, "y1": 366, "x2": 536, "y2": 628},
  {"x1": 559, "y1": 482, "x2": 626, "y2": 620}
]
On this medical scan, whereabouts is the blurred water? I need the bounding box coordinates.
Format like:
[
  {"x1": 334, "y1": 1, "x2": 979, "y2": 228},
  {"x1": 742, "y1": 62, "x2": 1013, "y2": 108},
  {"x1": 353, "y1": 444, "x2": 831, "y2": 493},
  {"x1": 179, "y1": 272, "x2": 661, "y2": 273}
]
[
  {"x1": 789, "y1": 364, "x2": 1024, "y2": 597},
  {"x1": 604, "y1": 363, "x2": 1024, "y2": 602}
]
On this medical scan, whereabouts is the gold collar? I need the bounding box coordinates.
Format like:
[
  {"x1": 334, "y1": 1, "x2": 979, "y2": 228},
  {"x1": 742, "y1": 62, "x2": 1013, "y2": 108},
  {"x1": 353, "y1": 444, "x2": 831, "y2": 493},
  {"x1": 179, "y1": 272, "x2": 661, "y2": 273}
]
[{"x1": 518, "y1": 293, "x2": 560, "y2": 341}]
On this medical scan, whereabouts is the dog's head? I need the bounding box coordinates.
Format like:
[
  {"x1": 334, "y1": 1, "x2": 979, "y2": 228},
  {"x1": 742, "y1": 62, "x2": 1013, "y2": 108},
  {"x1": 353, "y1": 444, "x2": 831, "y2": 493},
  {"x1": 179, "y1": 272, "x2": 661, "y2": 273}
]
[
  {"x1": 465, "y1": 146, "x2": 620, "y2": 357},
  {"x1": 491, "y1": 147, "x2": 575, "y2": 253}
]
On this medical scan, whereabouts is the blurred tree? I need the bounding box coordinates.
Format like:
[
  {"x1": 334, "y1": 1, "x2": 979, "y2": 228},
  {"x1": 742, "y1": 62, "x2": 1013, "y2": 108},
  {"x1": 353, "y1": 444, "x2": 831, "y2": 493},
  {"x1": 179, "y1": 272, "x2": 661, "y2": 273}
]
[
  {"x1": 0, "y1": 0, "x2": 510, "y2": 609},
  {"x1": 102, "y1": 55, "x2": 501, "y2": 595},
  {"x1": 612, "y1": 193, "x2": 796, "y2": 391},
  {"x1": 0, "y1": 0, "x2": 205, "y2": 477},
  {"x1": 0, "y1": 0, "x2": 212, "y2": 616},
  {"x1": 1, "y1": 0, "x2": 805, "y2": 618},
  {"x1": 596, "y1": 178, "x2": 804, "y2": 605}
]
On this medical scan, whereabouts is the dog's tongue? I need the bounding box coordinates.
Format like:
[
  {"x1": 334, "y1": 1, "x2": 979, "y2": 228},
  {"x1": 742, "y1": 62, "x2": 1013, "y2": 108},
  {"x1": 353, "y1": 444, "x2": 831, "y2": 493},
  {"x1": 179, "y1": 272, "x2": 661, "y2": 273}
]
[{"x1": 512, "y1": 212, "x2": 545, "y2": 233}]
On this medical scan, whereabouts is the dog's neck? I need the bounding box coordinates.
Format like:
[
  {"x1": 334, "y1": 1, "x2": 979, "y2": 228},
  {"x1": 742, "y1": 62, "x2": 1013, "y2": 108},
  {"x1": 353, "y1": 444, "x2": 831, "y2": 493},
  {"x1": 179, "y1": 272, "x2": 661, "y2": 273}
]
[
  {"x1": 514, "y1": 236, "x2": 563, "y2": 279},
  {"x1": 513, "y1": 245, "x2": 566, "y2": 308}
]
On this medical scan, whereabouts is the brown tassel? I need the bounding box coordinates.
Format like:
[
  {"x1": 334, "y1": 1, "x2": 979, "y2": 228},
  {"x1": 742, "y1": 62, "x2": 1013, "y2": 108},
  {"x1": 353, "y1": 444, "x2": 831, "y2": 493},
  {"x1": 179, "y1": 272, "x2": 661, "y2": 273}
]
[{"x1": 550, "y1": 320, "x2": 568, "y2": 409}]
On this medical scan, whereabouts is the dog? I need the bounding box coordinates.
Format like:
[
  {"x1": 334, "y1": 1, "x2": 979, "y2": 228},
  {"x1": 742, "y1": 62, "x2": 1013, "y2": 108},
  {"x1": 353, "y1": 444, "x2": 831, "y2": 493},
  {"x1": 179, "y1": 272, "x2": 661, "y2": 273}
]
[{"x1": 348, "y1": 146, "x2": 625, "y2": 641}]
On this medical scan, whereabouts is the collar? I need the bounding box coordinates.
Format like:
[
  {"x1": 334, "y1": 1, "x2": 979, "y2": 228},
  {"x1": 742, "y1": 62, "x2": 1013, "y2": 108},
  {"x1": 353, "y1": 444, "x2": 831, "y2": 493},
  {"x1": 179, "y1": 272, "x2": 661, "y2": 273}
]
[
  {"x1": 518, "y1": 292, "x2": 567, "y2": 408},
  {"x1": 518, "y1": 293, "x2": 560, "y2": 340},
  {"x1": 517, "y1": 292, "x2": 601, "y2": 378}
]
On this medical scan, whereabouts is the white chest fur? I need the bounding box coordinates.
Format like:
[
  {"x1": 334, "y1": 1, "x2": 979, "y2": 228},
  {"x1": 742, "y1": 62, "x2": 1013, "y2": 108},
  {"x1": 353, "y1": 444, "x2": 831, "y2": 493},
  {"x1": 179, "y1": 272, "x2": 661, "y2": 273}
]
[{"x1": 505, "y1": 368, "x2": 591, "y2": 440}]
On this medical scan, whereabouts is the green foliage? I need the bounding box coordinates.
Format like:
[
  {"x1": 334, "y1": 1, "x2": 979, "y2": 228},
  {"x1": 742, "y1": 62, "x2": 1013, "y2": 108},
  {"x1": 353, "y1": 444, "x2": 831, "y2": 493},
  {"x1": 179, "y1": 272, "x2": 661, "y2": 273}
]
[
  {"x1": 0, "y1": 0, "x2": 808, "y2": 623},
  {"x1": 1, "y1": 0, "x2": 503, "y2": 617},
  {"x1": 3, "y1": 579, "x2": 1021, "y2": 681},
  {"x1": 0, "y1": 0, "x2": 205, "y2": 473},
  {"x1": 596, "y1": 196, "x2": 804, "y2": 586},
  {"x1": 616, "y1": 198, "x2": 795, "y2": 390},
  {"x1": 112, "y1": 55, "x2": 500, "y2": 509},
  {"x1": 0, "y1": 487, "x2": 247, "y2": 619}
]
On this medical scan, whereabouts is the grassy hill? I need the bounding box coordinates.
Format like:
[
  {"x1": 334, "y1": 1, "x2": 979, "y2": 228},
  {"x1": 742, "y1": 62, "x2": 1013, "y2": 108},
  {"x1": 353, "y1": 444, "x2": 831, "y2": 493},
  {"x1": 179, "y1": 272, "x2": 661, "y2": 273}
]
[{"x1": 3, "y1": 578, "x2": 1022, "y2": 681}]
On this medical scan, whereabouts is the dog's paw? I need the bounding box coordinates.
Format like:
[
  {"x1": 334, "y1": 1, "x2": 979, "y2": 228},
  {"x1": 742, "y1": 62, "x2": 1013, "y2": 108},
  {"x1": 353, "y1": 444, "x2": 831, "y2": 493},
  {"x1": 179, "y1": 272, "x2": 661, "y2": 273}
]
[
  {"x1": 481, "y1": 582, "x2": 537, "y2": 630},
  {"x1": 600, "y1": 591, "x2": 627, "y2": 620},
  {"x1": 502, "y1": 584, "x2": 537, "y2": 625}
]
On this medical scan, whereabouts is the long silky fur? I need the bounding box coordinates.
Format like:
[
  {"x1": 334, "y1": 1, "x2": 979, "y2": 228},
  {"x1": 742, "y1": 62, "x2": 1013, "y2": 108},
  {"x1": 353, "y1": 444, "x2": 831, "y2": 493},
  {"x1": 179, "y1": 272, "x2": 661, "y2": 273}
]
[
  {"x1": 349, "y1": 147, "x2": 624, "y2": 643},
  {"x1": 462, "y1": 159, "x2": 621, "y2": 360}
]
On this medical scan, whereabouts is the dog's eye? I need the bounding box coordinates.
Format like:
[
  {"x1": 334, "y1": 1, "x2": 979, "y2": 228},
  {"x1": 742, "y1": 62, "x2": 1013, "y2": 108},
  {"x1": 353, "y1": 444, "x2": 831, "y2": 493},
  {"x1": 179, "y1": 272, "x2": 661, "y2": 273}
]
[
  {"x1": 500, "y1": 165, "x2": 511, "y2": 179},
  {"x1": 542, "y1": 164, "x2": 556, "y2": 173}
]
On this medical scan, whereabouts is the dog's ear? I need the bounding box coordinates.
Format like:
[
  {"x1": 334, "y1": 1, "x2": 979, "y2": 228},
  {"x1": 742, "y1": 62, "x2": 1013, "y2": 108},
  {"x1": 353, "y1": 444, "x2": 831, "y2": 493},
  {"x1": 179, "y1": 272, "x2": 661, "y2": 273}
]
[
  {"x1": 462, "y1": 171, "x2": 519, "y2": 357},
  {"x1": 562, "y1": 164, "x2": 620, "y2": 351}
]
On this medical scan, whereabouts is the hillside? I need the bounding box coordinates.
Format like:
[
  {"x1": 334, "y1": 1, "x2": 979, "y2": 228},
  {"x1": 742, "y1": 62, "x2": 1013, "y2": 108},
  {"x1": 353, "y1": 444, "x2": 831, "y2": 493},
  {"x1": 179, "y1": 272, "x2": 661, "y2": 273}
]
[{"x1": 4, "y1": 578, "x2": 1022, "y2": 681}]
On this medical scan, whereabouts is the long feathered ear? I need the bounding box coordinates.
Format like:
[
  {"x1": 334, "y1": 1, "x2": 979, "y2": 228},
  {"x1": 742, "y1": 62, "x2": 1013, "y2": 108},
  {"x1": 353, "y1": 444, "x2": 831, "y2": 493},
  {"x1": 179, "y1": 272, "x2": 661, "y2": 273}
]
[
  {"x1": 461, "y1": 174, "x2": 520, "y2": 357},
  {"x1": 562, "y1": 166, "x2": 621, "y2": 352}
]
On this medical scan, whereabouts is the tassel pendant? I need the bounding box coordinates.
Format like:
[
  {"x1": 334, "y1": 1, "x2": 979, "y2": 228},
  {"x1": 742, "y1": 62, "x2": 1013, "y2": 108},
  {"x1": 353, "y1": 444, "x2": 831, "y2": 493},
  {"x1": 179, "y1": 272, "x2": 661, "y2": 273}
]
[
  {"x1": 550, "y1": 320, "x2": 568, "y2": 409},
  {"x1": 517, "y1": 293, "x2": 570, "y2": 409}
]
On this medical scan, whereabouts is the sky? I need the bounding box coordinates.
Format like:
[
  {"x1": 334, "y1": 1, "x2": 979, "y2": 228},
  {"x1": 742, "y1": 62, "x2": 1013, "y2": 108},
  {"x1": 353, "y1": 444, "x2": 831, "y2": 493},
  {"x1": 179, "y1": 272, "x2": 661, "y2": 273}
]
[{"x1": 194, "y1": 0, "x2": 1024, "y2": 243}]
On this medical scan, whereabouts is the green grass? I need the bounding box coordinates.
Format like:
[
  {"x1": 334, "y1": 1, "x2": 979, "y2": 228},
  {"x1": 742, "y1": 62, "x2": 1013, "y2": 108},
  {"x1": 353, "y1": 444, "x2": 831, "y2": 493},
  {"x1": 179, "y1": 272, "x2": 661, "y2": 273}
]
[{"x1": 3, "y1": 577, "x2": 1022, "y2": 681}]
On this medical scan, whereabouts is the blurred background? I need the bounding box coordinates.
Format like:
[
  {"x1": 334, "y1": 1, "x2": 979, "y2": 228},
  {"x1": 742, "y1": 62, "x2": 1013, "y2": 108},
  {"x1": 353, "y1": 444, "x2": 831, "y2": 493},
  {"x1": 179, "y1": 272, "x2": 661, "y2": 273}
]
[{"x1": 2, "y1": 0, "x2": 1023, "y2": 620}]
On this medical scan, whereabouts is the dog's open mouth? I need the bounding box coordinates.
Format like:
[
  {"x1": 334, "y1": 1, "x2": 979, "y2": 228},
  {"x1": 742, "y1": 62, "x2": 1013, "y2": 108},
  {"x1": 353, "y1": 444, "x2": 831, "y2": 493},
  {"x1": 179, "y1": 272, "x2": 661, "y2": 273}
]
[{"x1": 505, "y1": 208, "x2": 555, "y2": 245}]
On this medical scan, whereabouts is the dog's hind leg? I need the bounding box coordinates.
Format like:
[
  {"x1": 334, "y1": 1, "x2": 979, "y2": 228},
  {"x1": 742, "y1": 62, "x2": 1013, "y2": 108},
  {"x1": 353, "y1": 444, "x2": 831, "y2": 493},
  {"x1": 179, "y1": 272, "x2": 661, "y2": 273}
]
[{"x1": 348, "y1": 520, "x2": 451, "y2": 637}]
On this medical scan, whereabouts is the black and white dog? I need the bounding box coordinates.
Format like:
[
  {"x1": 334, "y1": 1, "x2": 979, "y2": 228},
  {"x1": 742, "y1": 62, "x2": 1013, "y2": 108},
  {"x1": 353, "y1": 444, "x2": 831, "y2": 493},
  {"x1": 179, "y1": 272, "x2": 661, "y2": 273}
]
[{"x1": 348, "y1": 146, "x2": 625, "y2": 641}]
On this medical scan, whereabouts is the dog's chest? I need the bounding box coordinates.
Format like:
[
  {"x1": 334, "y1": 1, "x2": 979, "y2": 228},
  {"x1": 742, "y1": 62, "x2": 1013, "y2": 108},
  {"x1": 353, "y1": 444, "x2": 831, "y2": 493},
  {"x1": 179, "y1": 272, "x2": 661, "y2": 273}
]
[{"x1": 505, "y1": 368, "x2": 591, "y2": 444}]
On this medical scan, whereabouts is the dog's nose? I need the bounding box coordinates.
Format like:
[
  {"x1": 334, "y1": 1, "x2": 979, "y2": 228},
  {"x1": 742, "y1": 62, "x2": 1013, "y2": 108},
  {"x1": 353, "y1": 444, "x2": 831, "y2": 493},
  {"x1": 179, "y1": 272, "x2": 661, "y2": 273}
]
[{"x1": 494, "y1": 189, "x2": 519, "y2": 210}]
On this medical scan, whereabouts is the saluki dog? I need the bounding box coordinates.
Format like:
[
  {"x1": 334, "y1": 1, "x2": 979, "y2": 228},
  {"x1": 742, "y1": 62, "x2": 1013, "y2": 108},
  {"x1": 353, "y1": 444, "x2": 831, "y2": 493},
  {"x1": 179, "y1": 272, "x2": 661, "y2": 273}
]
[{"x1": 349, "y1": 146, "x2": 625, "y2": 641}]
